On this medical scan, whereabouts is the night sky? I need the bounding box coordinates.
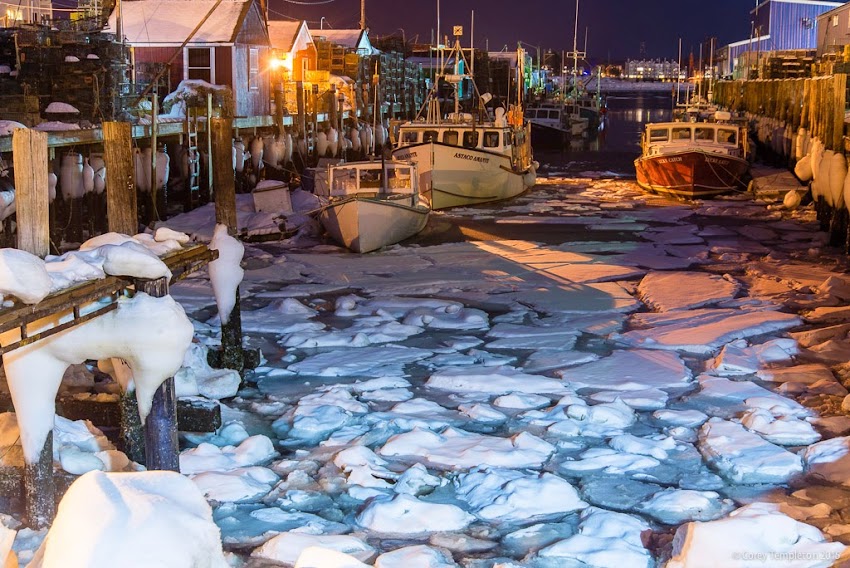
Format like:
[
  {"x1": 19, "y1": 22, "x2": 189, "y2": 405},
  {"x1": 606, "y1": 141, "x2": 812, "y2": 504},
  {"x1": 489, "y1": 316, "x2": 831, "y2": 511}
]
[{"x1": 267, "y1": 0, "x2": 754, "y2": 62}]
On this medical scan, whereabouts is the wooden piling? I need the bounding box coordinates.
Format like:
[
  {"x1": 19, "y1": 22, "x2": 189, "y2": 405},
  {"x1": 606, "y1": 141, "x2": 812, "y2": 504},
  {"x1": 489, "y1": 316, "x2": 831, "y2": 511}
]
[
  {"x1": 103, "y1": 122, "x2": 138, "y2": 235},
  {"x1": 210, "y1": 118, "x2": 245, "y2": 375},
  {"x1": 13, "y1": 129, "x2": 50, "y2": 258},
  {"x1": 135, "y1": 276, "x2": 179, "y2": 472},
  {"x1": 12, "y1": 128, "x2": 55, "y2": 528}
]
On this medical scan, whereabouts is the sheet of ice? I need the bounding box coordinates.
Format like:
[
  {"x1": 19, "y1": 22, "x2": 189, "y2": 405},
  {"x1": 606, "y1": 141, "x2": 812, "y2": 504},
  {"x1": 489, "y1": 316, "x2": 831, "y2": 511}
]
[
  {"x1": 453, "y1": 468, "x2": 587, "y2": 524},
  {"x1": 484, "y1": 322, "x2": 578, "y2": 351},
  {"x1": 803, "y1": 437, "x2": 850, "y2": 486},
  {"x1": 174, "y1": 343, "x2": 241, "y2": 399},
  {"x1": 251, "y1": 532, "x2": 376, "y2": 565},
  {"x1": 180, "y1": 435, "x2": 277, "y2": 475},
  {"x1": 30, "y1": 471, "x2": 228, "y2": 568},
  {"x1": 636, "y1": 488, "x2": 734, "y2": 525},
  {"x1": 535, "y1": 508, "x2": 652, "y2": 568},
  {"x1": 236, "y1": 298, "x2": 324, "y2": 334},
  {"x1": 710, "y1": 338, "x2": 799, "y2": 376},
  {"x1": 614, "y1": 308, "x2": 802, "y2": 355},
  {"x1": 652, "y1": 409, "x2": 709, "y2": 428},
  {"x1": 333, "y1": 446, "x2": 398, "y2": 490},
  {"x1": 215, "y1": 506, "x2": 349, "y2": 548},
  {"x1": 756, "y1": 363, "x2": 836, "y2": 384},
  {"x1": 293, "y1": 547, "x2": 369, "y2": 567},
  {"x1": 287, "y1": 346, "x2": 432, "y2": 377},
  {"x1": 522, "y1": 398, "x2": 637, "y2": 438},
  {"x1": 740, "y1": 408, "x2": 821, "y2": 446},
  {"x1": 523, "y1": 350, "x2": 599, "y2": 373},
  {"x1": 689, "y1": 375, "x2": 813, "y2": 424},
  {"x1": 373, "y1": 545, "x2": 456, "y2": 568},
  {"x1": 355, "y1": 494, "x2": 475, "y2": 534},
  {"x1": 698, "y1": 418, "x2": 804, "y2": 484},
  {"x1": 638, "y1": 271, "x2": 740, "y2": 311},
  {"x1": 668, "y1": 502, "x2": 845, "y2": 568},
  {"x1": 426, "y1": 366, "x2": 570, "y2": 396},
  {"x1": 557, "y1": 349, "x2": 692, "y2": 392},
  {"x1": 588, "y1": 388, "x2": 669, "y2": 410},
  {"x1": 0, "y1": 249, "x2": 52, "y2": 304},
  {"x1": 190, "y1": 466, "x2": 278, "y2": 502},
  {"x1": 378, "y1": 427, "x2": 555, "y2": 470}
]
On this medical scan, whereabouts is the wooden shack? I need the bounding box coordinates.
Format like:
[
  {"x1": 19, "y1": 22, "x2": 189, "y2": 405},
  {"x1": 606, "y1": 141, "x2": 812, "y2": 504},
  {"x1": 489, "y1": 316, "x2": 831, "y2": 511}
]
[{"x1": 105, "y1": 0, "x2": 271, "y2": 117}]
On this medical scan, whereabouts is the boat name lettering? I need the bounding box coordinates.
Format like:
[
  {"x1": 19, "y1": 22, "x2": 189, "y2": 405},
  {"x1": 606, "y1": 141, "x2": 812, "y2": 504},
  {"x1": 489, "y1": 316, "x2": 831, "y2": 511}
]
[
  {"x1": 454, "y1": 152, "x2": 490, "y2": 164},
  {"x1": 705, "y1": 157, "x2": 728, "y2": 164},
  {"x1": 657, "y1": 157, "x2": 683, "y2": 164},
  {"x1": 395, "y1": 150, "x2": 416, "y2": 160}
]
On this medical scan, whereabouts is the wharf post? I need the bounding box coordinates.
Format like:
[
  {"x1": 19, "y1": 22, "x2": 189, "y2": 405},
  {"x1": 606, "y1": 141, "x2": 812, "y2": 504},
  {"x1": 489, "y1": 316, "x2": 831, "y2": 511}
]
[
  {"x1": 12, "y1": 128, "x2": 54, "y2": 528},
  {"x1": 210, "y1": 118, "x2": 245, "y2": 375},
  {"x1": 103, "y1": 121, "x2": 147, "y2": 463}
]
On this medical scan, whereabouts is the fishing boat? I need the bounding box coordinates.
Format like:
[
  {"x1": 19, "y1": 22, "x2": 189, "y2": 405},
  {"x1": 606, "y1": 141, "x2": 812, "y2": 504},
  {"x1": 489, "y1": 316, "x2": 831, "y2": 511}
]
[
  {"x1": 316, "y1": 160, "x2": 429, "y2": 253},
  {"x1": 634, "y1": 112, "x2": 752, "y2": 199},
  {"x1": 392, "y1": 28, "x2": 536, "y2": 210},
  {"x1": 525, "y1": 102, "x2": 587, "y2": 148}
]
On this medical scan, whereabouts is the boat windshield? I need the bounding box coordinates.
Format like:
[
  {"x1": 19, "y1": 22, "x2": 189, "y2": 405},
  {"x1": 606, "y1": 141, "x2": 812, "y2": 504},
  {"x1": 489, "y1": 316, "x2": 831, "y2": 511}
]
[
  {"x1": 483, "y1": 131, "x2": 500, "y2": 148},
  {"x1": 649, "y1": 128, "x2": 669, "y2": 143},
  {"x1": 717, "y1": 128, "x2": 737, "y2": 145},
  {"x1": 694, "y1": 127, "x2": 714, "y2": 141},
  {"x1": 401, "y1": 130, "x2": 419, "y2": 144},
  {"x1": 672, "y1": 127, "x2": 692, "y2": 141}
]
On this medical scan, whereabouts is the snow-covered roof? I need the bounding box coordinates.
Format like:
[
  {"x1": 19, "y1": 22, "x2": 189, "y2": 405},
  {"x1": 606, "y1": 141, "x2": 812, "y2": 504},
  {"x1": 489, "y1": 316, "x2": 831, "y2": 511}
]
[
  {"x1": 312, "y1": 28, "x2": 372, "y2": 53},
  {"x1": 105, "y1": 0, "x2": 255, "y2": 45},
  {"x1": 268, "y1": 20, "x2": 312, "y2": 54}
]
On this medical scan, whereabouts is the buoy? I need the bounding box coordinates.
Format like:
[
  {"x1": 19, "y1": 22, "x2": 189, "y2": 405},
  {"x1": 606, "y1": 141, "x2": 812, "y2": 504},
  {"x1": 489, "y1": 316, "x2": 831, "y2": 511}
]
[
  {"x1": 794, "y1": 154, "x2": 813, "y2": 182},
  {"x1": 784, "y1": 190, "x2": 802, "y2": 210},
  {"x1": 250, "y1": 136, "x2": 264, "y2": 171},
  {"x1": 59, "y1": 152, "x2": 84, "y2": 200}
]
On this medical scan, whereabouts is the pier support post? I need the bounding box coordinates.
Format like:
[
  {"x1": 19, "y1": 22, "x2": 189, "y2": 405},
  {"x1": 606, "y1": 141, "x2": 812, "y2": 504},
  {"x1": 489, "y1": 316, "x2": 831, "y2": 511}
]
[
  {"x1": 135, "y1": 276, "x2": 180, "y2": 472},
  {"x1": 104, "y1": 122, "x2": 139, "y2": 235},
  {"x1": 12, "y1": 128, "x2": 55, "y2": 528},
  {"x1": 210, "y1": 118, "x2": 246, "y2": 376}
]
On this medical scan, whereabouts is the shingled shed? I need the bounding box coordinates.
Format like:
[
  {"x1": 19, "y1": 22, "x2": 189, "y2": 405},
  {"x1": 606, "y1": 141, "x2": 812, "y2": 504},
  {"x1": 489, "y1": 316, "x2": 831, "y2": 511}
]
[{"x1": 105, "y1": 0, "x2": 272, "y2": 117}]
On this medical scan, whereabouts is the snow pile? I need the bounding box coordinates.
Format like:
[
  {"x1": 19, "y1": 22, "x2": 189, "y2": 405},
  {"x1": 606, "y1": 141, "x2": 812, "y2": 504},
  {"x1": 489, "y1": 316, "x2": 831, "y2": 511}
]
[
  {"x1": 535, "y1": 508, "x2": 653, "y2": 567},
  {"x1": 29, "y1": 470, "x2": 228, "y2": 568},
  {"x1": 379, "y1": 427, "x2": 555, "y2": 470},
  {"x1": 355, "y1": 493, "x2": 475, "y2": 534},
  {"x1": 2, "y1": 293, "x2": 194, "y2": 463},
  {"x1": 668, "y1": 502, "x2": 844, "y2": 567},
  {"x1": 0, "y1": 248, "x2": 52, "y2": 303},
  {"x1": 454, "y1": 468, "x2": 587, "y2": 524},
  {"x1": 208, "y1": 224, "x2": 244, "y2": 325},
  {"x1": 252, "y1": 532, "x2": 375, "y2": 566}
]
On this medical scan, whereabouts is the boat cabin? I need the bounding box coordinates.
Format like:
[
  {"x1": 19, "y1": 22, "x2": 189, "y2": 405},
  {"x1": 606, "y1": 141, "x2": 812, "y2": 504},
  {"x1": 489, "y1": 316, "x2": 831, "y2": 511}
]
[
  {"x1": 641, "y1": 122, "x2": 746, "y2": 158},
  {"x1": 396, "y1": 124, "x2": 512, "y2": 154},
  {"x1": 524, "y1": 105, "x2": 565, "y2": 128}
]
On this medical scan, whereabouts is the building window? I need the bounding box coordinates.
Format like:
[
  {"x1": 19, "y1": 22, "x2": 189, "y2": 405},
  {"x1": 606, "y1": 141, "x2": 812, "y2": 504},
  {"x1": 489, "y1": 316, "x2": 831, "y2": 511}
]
[
  {"x1": 186, "y1": 47, "x2": 214, "y2": 83},
  {"x1": 249, "y1": 48, "x2": 259, "y2": 91},
  {"x1": 833, "y1": 15, "x2": 839, "y2": 27}
]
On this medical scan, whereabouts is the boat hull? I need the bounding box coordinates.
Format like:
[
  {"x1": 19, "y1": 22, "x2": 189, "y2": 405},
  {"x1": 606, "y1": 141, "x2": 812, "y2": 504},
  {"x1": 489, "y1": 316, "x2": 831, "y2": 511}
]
[
  {"x1": 319, "y1": 196, "x2": 429, "y2": 253},
  {"x1": 393, "y1": 142, "x2": 532, "y2": 210},
  {"x1": 530, "y1": 121, "x2": 570, "y2": 149},
  {"x1": 634, "y1": 150, "x2": 750, "y2": 199}
]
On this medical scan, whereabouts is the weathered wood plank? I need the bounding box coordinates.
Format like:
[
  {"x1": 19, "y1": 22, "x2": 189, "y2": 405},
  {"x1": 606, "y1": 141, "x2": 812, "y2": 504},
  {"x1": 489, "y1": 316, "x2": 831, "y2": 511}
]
[
  {"x1": 103, "y1": 122, "x2": 138, "y2": 235},
  {"x1": 13, "y1": 129, "x2": 49, "y2": 258}
]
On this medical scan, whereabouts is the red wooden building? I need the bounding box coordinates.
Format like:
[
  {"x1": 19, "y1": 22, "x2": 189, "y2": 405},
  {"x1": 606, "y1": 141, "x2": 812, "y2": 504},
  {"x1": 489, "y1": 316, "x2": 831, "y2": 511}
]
[{"x1": 106, "y1": 0, "x2": 271, "y2": 117}]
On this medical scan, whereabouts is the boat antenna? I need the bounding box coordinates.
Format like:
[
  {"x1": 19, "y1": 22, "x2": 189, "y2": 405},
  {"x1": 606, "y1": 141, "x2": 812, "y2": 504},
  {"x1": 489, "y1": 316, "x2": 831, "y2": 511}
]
[
  {"x1": 676, "y1": 37, "x2": 682, "y2": 107},
  {"x1": 707, "y1": 36, "x2": 715, "y2": 103}
]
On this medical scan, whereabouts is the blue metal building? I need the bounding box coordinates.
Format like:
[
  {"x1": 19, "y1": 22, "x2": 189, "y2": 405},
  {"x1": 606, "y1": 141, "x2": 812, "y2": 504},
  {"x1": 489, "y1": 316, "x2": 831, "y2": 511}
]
[{"x1": 722, "y1": 0, "x2": 841, "y2": 77}]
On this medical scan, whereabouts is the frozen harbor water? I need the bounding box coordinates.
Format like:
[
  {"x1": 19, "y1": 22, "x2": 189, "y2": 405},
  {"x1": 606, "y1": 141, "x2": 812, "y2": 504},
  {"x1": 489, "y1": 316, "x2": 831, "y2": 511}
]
[{"x1": 142, "y1": 171, "x2": 850, "y2": 567}]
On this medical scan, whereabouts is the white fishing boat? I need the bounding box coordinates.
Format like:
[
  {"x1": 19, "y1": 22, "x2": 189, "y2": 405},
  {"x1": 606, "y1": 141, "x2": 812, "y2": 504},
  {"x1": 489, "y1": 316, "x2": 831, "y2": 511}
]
[
  {"x1": 317, "y1": 160, "x2": 429, "y2": 253},
  {"x1": 392, "y1": 27, "x2": 536, "y2": 210}
]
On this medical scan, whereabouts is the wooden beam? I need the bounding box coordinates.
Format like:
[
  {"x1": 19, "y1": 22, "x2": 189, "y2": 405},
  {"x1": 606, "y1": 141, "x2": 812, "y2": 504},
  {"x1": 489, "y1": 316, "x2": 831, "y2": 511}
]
[
  {"x1": 13, "y1": 129, "x2": 49, "y2": 258},
  {"x1": 211, "y1": 118, "x2": 237, "y2": 233},
  {"x1": 103, "y1": 122, "x2": 138, "y2": 235}
]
